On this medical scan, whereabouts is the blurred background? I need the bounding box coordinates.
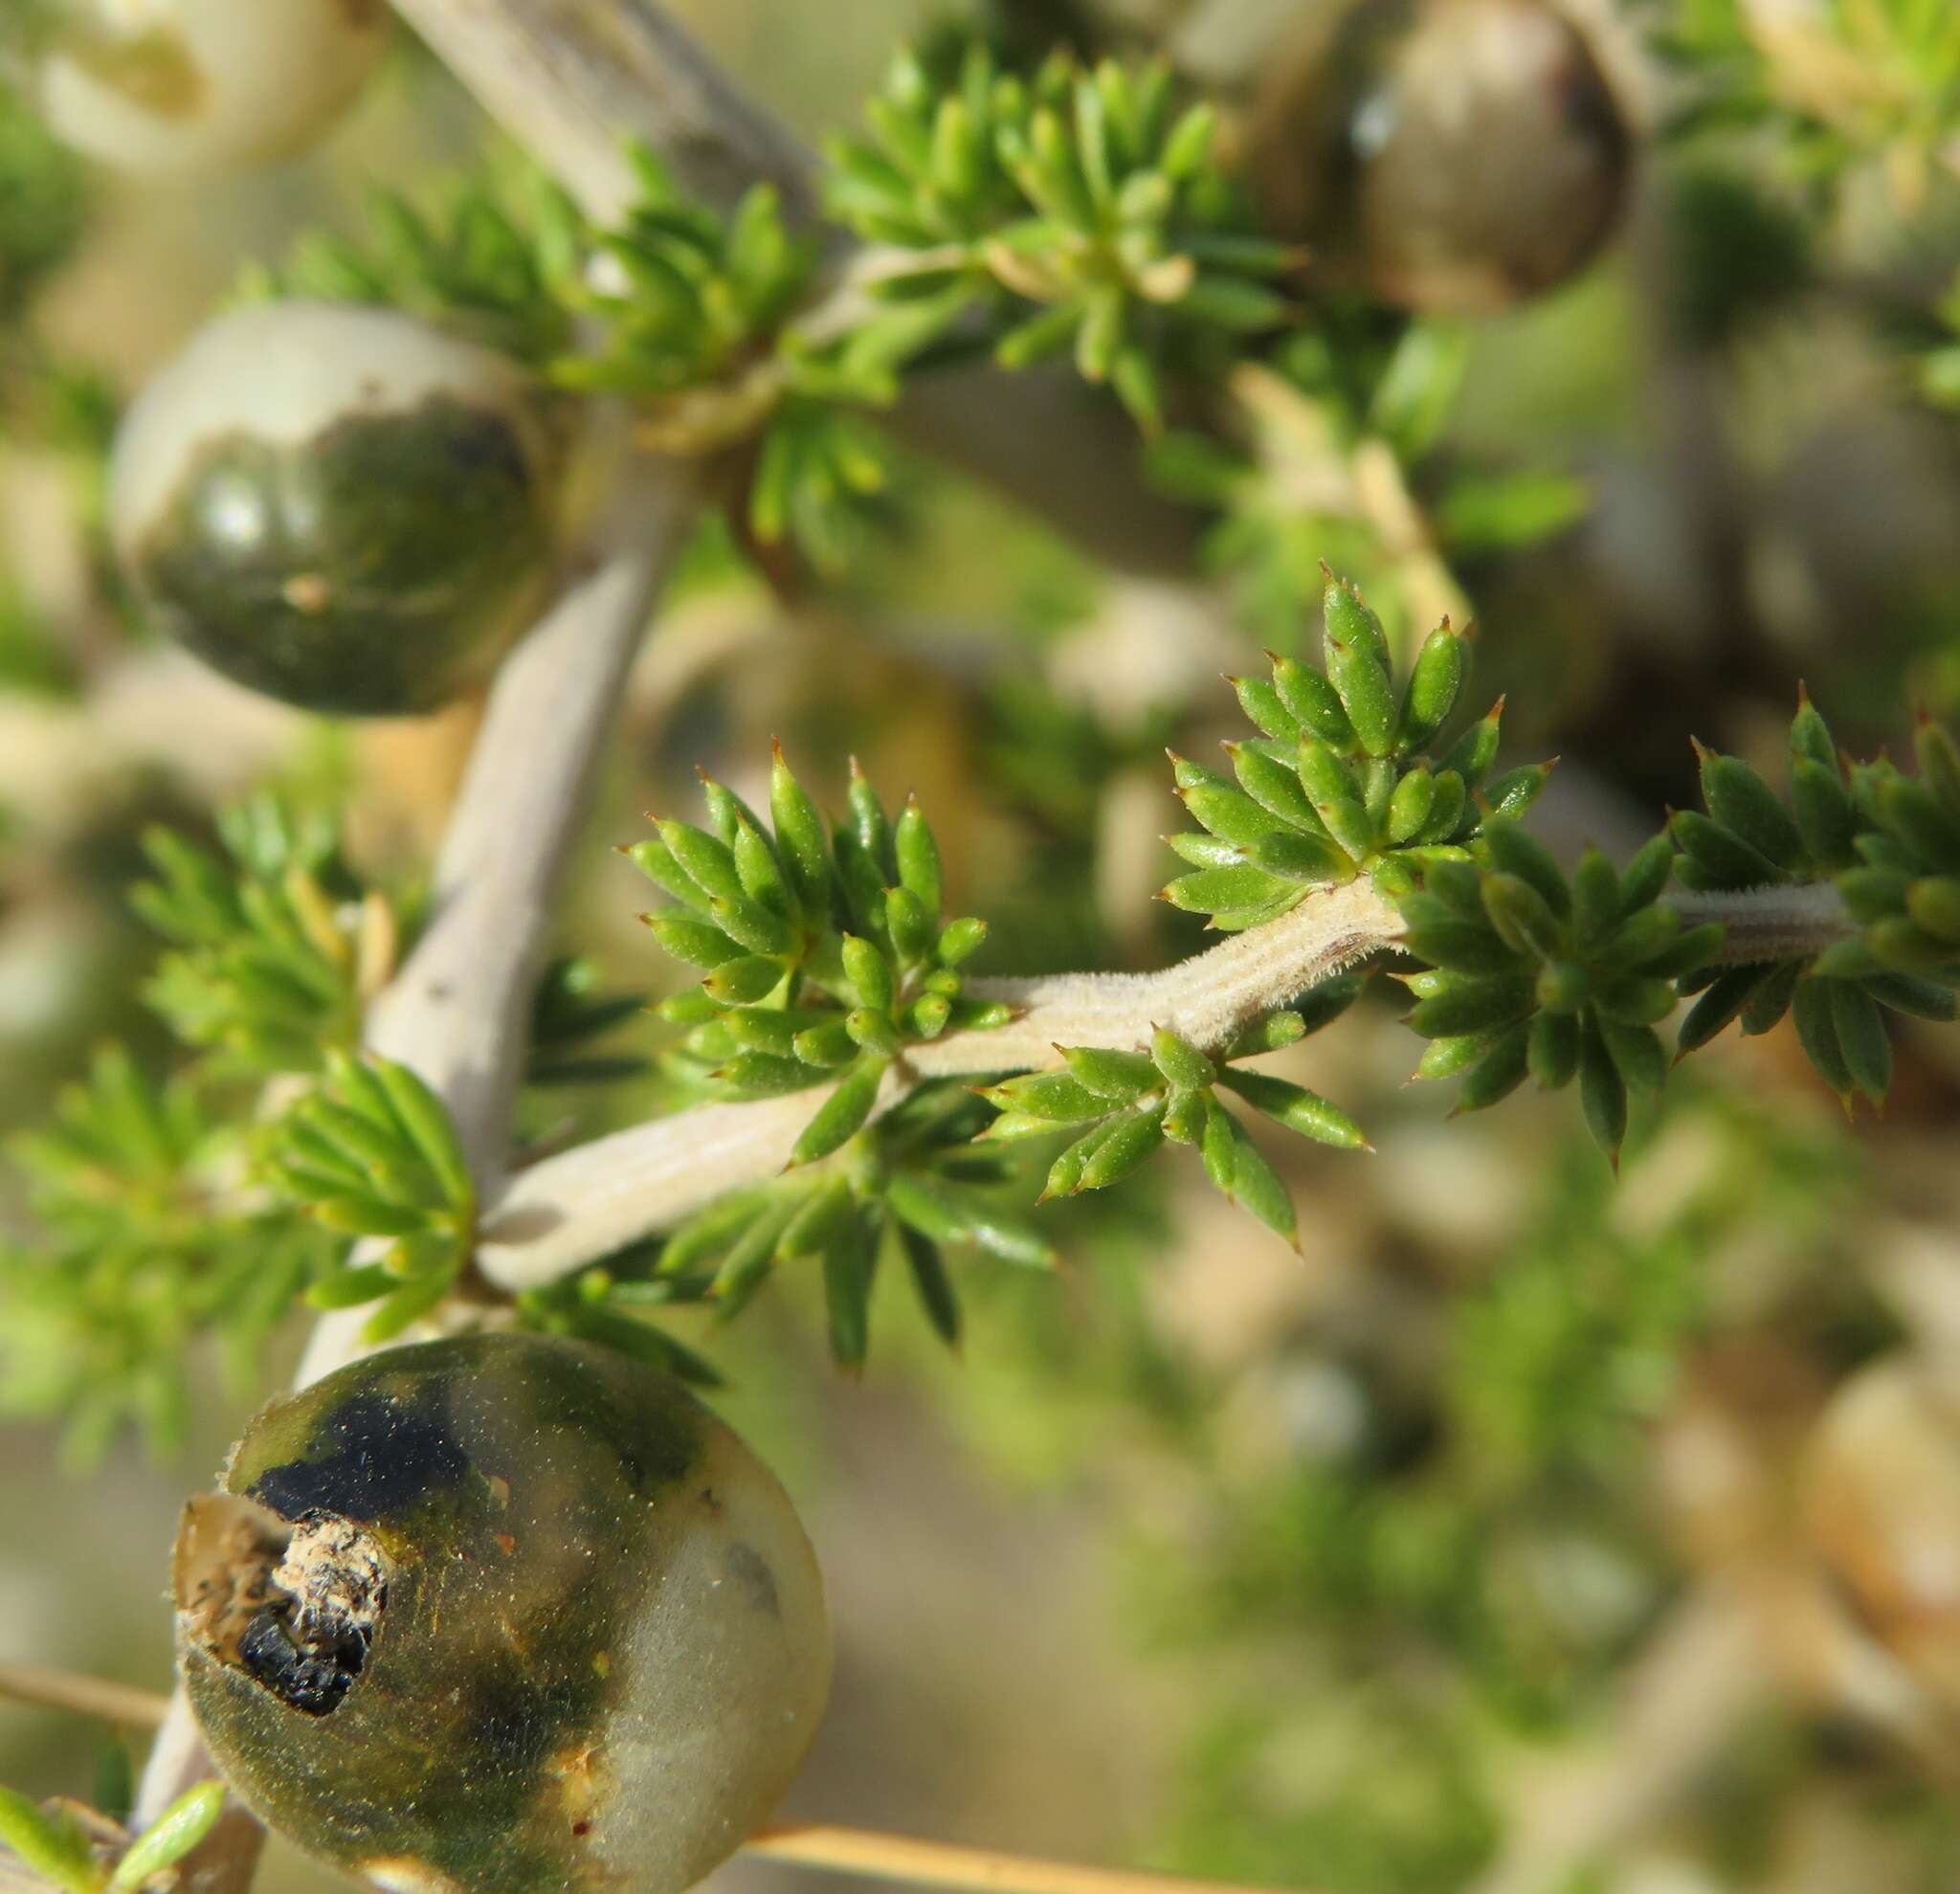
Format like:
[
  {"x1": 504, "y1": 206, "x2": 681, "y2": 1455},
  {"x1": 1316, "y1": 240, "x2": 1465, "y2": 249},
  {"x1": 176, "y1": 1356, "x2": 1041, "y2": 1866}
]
[{"x1": 5, "y1": 2, "x2": 1960, "y2": 1891}]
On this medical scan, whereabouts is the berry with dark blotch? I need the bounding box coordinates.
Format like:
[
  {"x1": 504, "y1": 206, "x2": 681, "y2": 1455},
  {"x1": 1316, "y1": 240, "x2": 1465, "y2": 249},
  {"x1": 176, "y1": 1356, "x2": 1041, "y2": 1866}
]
[
  {"x1": 173, "y1": 1332, "x2": 832, "y2": 1894},
  {"x1": 1253, "y1": 0, "x2": 1633, "y2": 314},
  {"x1": 111, "y1": 303, "x2": 565, "y2": 717},
  {"x1": 33, "y1": 0, "x2": 390, "y2": 175}
]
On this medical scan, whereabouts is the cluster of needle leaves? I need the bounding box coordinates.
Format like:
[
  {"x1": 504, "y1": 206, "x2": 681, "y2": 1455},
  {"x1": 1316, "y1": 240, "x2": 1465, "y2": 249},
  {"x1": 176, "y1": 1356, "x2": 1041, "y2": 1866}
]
[
  {"x1": 1165, "y1": 572, "x2": 1548, "y2": 931},
  {"x1": 1669, "y1": 702, "x2": 1960, "y2": 1102},
  {"x1": 0, "y1": 1045, "x2": 341, "y2": 1458},
  {"x1": 265, "y1": 1051, "x2": 478, "y2": 1346},
  {"x1": 633, "y1": 746, "x2": 1008, "y2": 1152},
  {"x1": 522, "y1": 1081, "x2": 1055, "y2": 1375},
  {"x1": 1401, "y1": 692, "x2": 1960, "y2": 1160},
  {"x1": 0, "y1": 803, "x2": 411, "y2": 1452},
  {"x1": 132, "y1": 799, "x2": 398, "y2": 1078},
  {"x1": 824, "y1": 41, "x2": 1295, "y2": 431},
  {"x1": 980, "y1": 989, "x2": 1367, "y2": 1250},
  {"x1": 1401, "y1": 828, "x2": 1721, "y2": 1162},
  {"x1": 249, "y1": 38, "x2": 1301, "y2": 570}
]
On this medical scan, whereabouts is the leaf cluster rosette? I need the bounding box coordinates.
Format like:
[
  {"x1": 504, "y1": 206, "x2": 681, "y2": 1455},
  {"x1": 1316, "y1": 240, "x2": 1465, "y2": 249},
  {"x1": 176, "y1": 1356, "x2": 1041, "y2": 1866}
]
[
  {"x1": 133, "y1": 797, "x2": 397, "y2": 1077},
  {"x1": 268, "y1": 1052, "x2": 479, "y2": 1344},
  {"x1": 633, "y1": 746, "x2": 1009, "y2": 1149},
  {"x1": 1165, "y1": 573, "x2": 1548, "y2": 930},
  {"x1": 826, "y1": 44, "x2": 1297, "y2": 431},
  {"x1": 1400, "y1": 827, "x2": 1721, "y2": 1164},
  {"x1": 0, "y1": 1046, "x2": 337, "y2": 1456}
]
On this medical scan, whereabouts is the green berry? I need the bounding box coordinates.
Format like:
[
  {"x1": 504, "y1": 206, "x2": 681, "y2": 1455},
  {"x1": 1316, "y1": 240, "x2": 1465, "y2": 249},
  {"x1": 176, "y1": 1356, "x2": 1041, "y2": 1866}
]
[
  {"x1": 173, "y1": 1332, "x2": 830, "y2": 1894},
  {"x1": 112, "y1": 303, "x2": 566, "y2": 716}
]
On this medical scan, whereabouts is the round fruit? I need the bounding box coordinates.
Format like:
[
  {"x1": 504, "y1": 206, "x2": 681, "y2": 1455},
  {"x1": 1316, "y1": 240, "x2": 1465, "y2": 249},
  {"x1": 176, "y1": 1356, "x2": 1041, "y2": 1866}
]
[
  {"x1": 33, "y1": 0, "x2": 390, "y2": 175},
  {"x1": 111, "y1": 303, "x2": 564, "y2": 717},
  {"x1": 172, "y1": 1332, "x2": 831, "y2": 1894},
  {"x1": 1253, "y1": 0, "x2": 1633, "y2": 315}
]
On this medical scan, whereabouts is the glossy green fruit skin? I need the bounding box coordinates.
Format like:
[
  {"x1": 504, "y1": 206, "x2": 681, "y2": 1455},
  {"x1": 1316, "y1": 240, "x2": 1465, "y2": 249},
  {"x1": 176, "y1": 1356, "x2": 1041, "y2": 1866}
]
[
  {"x1": 112, "y1": 303, "x2": 562, "y2": 718},
  {"x1": 178, "y1": 1333, "x2": 831, "y2": 1894}
]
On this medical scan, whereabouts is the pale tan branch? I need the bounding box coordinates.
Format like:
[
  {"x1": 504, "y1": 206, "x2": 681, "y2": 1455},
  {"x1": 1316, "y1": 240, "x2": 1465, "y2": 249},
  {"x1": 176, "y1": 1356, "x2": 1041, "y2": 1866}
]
[
  {"x1": 936, "y1": 877, "x2": 1404, "y2": 1074},
  {"x1": 0, "y1": 1660, "x2": 172, "y2": 1730},
  {"x1": 476, "y1": 871, "x2": 1868, "y2": 1298},
  {"x1": 746, "y1": 1825, "x2": 1292, "y2": 1894},
  {"x1": 476, "y1": 878, "x2": 1404, "y2": 1293},
  {"x1": 352, "y1": 457, "x2": 699, "y2": 1192},
  {"x1": 387, "y1": 0, "x2": 820, "y2": 226}
]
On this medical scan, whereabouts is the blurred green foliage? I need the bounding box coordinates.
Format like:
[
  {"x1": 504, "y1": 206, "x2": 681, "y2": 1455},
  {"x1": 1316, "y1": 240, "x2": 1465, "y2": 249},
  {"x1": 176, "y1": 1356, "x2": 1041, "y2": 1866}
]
[{"x1": 8, "y1": 6, "x2": 1960, "y2": 1891}]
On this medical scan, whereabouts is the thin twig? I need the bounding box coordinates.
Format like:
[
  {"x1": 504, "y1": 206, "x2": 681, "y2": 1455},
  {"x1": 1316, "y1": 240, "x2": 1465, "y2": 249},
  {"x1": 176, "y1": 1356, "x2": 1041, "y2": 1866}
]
[
  {"x1": 1463, "y1": 1587, "x2": 1768, "y2": 1894},
  {"x1": 2, "y1": 1667, "x2": 1300, "y2": 1894},
  {"x1": 342, "y1": 458, "x2": 697, "y2": 1189},
  {"x1": 0, "y1": 1660, "x2": 171, "y2": 1731},
  {"x1": 746, "y1": 1826, "x2": 1288, "y2": 1894},
  {"x1": 129, "y1": 454, "x2": 700, "y2": 1889},
  {"x1": 388, "y1": 0, "x2": 821, "y2": 225}
]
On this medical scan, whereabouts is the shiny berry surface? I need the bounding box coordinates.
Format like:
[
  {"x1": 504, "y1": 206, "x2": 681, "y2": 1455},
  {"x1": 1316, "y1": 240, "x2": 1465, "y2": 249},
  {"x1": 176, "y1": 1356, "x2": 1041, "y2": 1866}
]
[
  {"x1": 112, "y1": 303, "x2": 563, "y2": 717},
  {"x1": 175, "y1": 1332, "x2": 832, "y2": 1894}
]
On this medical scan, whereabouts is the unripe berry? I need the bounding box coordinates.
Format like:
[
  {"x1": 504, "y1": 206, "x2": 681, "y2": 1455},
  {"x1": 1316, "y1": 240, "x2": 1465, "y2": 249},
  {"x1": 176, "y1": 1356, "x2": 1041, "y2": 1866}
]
[
  {"x1": 111, "y1": 303, "x2": 566, "y2": 717},
  {"x1": 33, "y1": 0, "x2": 390, "y2": 175},
  {"x1": 172, "y1": 1332, "x2": 831, "y2": 1894},
  {"x1": 1253, "y1": 0, "x2": 1632, "y2": 314}
]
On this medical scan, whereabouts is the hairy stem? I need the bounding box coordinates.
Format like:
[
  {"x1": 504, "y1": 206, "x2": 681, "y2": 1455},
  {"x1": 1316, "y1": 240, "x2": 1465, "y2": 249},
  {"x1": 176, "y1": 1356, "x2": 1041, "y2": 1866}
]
[
  {"x1": 477, "y1": 878, "x2": 1402, "y2": 1291},
  {"x1": 477, "y1": 873, "x2": 1864, "y2": 1297},
  {"x1": 131, "y1": 456, "x2": 698, "y2": 1884},
  {"x1": 1673, "y1": 880, "x2": 1858, "y2": 962},
  {"x1": 386, "y1": 0, "x2": 1203, "y2": 573}
]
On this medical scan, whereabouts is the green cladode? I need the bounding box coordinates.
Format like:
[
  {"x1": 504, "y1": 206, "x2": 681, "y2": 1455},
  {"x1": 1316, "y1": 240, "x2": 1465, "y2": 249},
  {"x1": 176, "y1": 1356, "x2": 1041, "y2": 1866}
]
[{"x1": 175, "y1": 1333, "x2": 831, "y2": 1894}]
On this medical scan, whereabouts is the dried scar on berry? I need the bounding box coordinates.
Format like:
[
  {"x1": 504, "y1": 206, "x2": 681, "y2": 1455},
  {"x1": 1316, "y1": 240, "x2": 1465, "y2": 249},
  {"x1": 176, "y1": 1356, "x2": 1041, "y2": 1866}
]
[{"x1": 175, "y1": 1497, "x2": 391, "y2": 1716}]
